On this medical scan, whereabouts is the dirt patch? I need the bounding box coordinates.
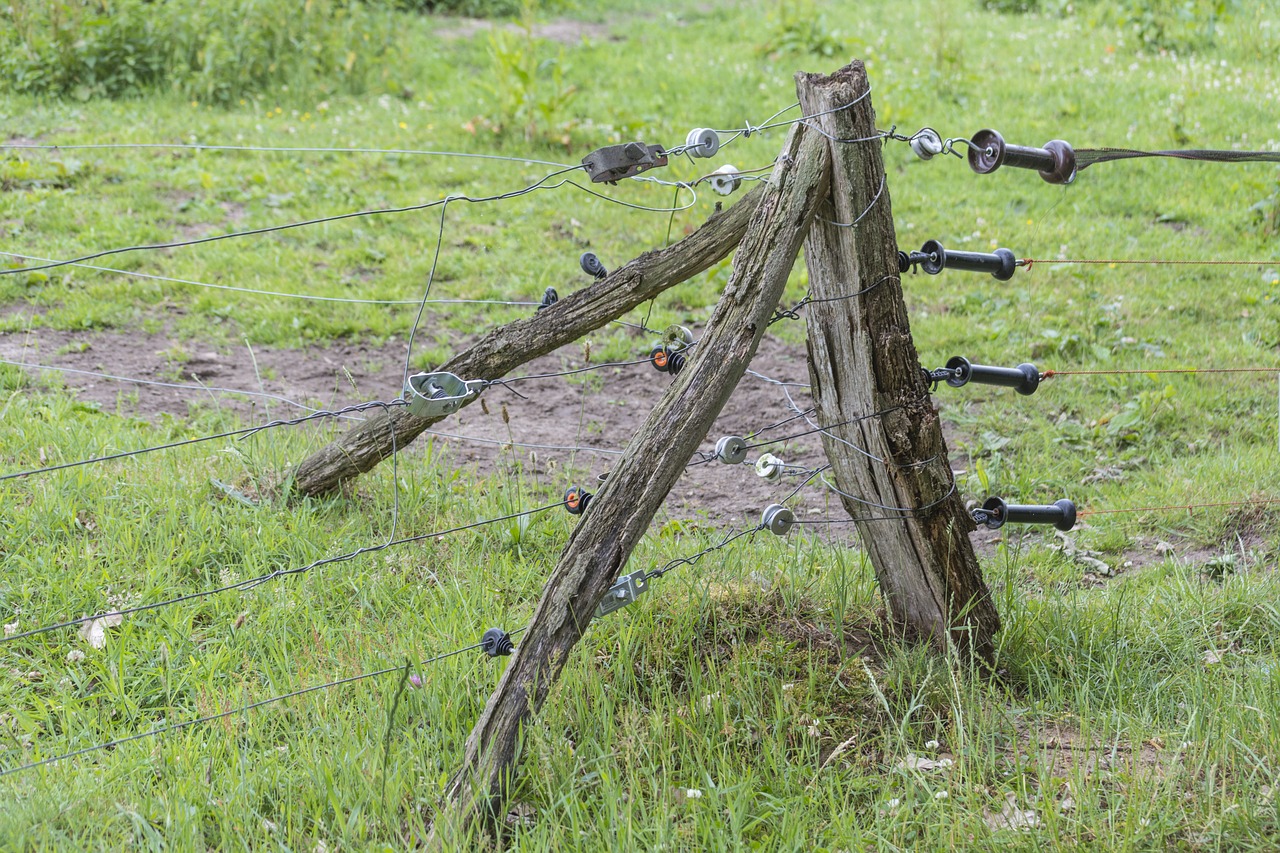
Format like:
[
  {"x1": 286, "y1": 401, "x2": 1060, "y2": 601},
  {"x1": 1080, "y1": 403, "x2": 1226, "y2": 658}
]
[
  {"x1": 1014, "y1": 717, "x2": 1166, "y2": 781},
  {"x1": 0, "y1": 321, "x2": 848, "y2": 527},
  {"x1": 436, "y1": 17, "x2": 618, "y2": 44}
]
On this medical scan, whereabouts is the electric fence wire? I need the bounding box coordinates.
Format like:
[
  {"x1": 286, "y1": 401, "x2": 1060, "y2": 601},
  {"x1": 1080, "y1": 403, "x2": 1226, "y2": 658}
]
[
  {"x1": 0, "y1": 501, "x2": 564, "y2": 647},
  {"x1": 0, "y1": 357, "x2": 354, "y2": 419},
  {"x1": 0, "y1": 140, "x2": 577, "y2": 168},
  {"x1": 645, "y1": 524, "x2": 766, "y2": 580},
  {"x1": 0, "y1": 398, "x2": 405, "y2": 484},
  {"x1": 0, "y1": 167, "x2": 699, "y2": 280},
  {"x1": 0, "y1": 357, "x2": 629, "y2": 458},
  {"x1": 0, "y1": 627, "x2": 526, "y2": 779}
]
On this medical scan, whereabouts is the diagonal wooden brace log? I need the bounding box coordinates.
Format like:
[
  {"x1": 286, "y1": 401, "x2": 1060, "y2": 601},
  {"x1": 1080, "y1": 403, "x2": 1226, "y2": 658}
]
[
  {"x1": 289, "y1": 184, "x2": 764, "y2": 497},
  {"x1": 425, "y1": 121, "x2": 831, "y2": 847},
  {"x1": 797, "y1": 64, "x2": 999, "y2": 659}
]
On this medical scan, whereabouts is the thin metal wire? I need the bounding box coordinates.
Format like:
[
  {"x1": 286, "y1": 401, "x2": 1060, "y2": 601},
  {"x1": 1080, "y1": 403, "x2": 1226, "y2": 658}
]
[
  {"x1": 646, "y1": 524, "x2": 765, "y2": 580},
  {"x1": 0, "y1": 502, "x2": 562, "y2": 646},
  {"x1": 818, "y1": 172, "x2": 886, "y2": 228},
  {"x1": 1078, "y1": 497, "x2": 1280, "y2": 517},
  {"x1": 0, "y1": 165, "x2": 584, "y2": 277},
  {"x1": 1042, "y1": 367, "x2": 1280, "y2": 378},
  {"x1": 0, "y1": 629, "x2": 525, "y2": 779},
  {"x1": 820, "y1": 473, "x2": 957, "y2": 516},
  {"x1": 0, "y1": 140, "x2": 576, "y2": 168},
  {"x1": 401, "y1": 201, "x2": 451, "y2": 390},
  {"x1": 0, "y1": 399, "x2": 403, "y2": 484},
  {"x1": 0, "y1": 250, "x2": 535, "y2": 306},
  {"x1": 424, "y1": 429, "x2": 624, "y2": 457},
  {"x1": 1019, "y1": 256, "x2": 1278, "y2": 270}
]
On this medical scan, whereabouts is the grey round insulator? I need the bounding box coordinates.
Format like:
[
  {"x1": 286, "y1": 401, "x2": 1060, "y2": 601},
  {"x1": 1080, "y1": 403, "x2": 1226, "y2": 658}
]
[
  {"x1": 909, "y1": 128, "x2": 944, "y2": 161},
  {"x1": 762, "y1": 504, "x2": 796, "y2": 536},
  {"x1": 708, "y1": 164, "x2": 742, "y2": 196},
  {"x1": 662, "y1": 324, "x2": 695, "y2": 349},
  {"x1": 755, "y1": 453, "x2": 784, "y2": 482},
  {"x1": 715, "y1": 435, "x2": 748, "y2": 465},
  {"x1": 684, "y1": 127, "x2": 720, "y2": 159}
]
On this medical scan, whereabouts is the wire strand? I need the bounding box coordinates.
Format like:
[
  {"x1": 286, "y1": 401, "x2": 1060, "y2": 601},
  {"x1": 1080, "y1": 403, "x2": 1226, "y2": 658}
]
[{"x1": 0, "y1": 629, "x2": 524, "y2": 779}]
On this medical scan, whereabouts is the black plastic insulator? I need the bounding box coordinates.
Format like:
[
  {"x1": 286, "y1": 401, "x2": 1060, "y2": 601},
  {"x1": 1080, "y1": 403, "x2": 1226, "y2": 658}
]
[
  {"x1": 537, "y1": 287, "x2": 559, "y2": 311},
  {"x1": 967, "y1": 129, "x2": 1077, "y2": 185},
  {"x1": 580, "y1": 252, "x2": 608, "y2": 280},
  {"x1": 944, "y1": 356, "x2": 1040, "y2": 396},
  {"x1": 649, "y1": 345, "x2": 686, "y2": 376},
  {"x1": 918, "y1": 240, "x2": 1017, "y2": 281},
  {"x1": 975, "y1": 496, "x2": 1077, "y2": 532},
  {"x1": 480, "y1": 627, "x2": 515, "y2": 657},
  {"x1": 564, "y1": 485, "x2": 593, "y2": 515}
]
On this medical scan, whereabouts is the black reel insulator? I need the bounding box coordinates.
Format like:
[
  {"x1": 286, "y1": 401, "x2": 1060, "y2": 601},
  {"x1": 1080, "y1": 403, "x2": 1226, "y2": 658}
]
[
  {"x1": 944, "y1": 356, "x2": 1040, "y2": 396},
  {"x1": 917, "y1": 239, "x2": 1018, "y2": 281},
  {"x1": 480, "y1": 627, "x2": 515, "y2": 657},
  {"x1": 537, "y1": 287, "x2": 559, "y2": 311},
  {"x1": 967, "y1": 128, "x2": 1077, "y2": 185},
  {"x1": 580, "y1": 252, "x2": 608, "y2": 280},
  {"x1": 564, "y1": 485, "x2": 593, "y2": 515},
  {"x1": 972, "y1": 496, "x2": 1077, "y2": 532},
  {"x1": 649, "y1": 345, "x2": 686, "y2": 376}
]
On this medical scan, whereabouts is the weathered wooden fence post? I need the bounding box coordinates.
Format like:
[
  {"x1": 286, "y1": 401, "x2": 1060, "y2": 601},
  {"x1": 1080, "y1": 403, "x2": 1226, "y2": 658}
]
[
  {"x1": 288, "y1": 184, "x2": 765, "y2": 497},
  {"x1": 425, "y1": 120, "x2": 830, "y2": 847},
  {"x1": 795, "y1": 63, "x2": 1000, "y2": 659}
]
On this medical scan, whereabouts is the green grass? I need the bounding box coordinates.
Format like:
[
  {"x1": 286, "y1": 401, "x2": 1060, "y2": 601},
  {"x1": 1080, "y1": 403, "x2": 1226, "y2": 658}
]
[{"x1": 3, "y1": 0, "x2": 1280, "y2": 848}]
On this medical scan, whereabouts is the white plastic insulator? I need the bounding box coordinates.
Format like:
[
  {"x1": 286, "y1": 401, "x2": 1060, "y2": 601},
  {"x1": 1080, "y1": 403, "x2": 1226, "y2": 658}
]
[
  {"x1": 684, "y1": 127, "x2": 720, "y2": 159},
  {"x1": 755, "y1": 453, "x2": 784, "y2": 482},
  {"x1": 909, "y1": 128, "x2": 944, "y2": 161},
  {"x1": 708, "y1": 164, "x2": 742, "y2": 196},
  {"x1": 715, "y1": 435, "x2": 748, "y2": 465}
]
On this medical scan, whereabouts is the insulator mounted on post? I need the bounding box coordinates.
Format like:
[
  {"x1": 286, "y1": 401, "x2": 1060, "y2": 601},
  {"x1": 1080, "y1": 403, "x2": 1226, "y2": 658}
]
[
  {"x1": 537, "y1": 287, "x2": 559, "y2": 311},
  {"x1": 649, "y1": 345, "x2": 686, "y2": 376},
  {"x1": 929, "y1": 356, "x2": 1040, "y2": 396},
  {"x1": 564, "y1": 485, "x2": 593, "y2": 515},
  {"x1": 480, "y1": 627, "x2": 515, "y2": 657},
  {"x1": 967, "y1": 128, "x2": 1077, "y2": 185},
  {"x1": 580, "y1": 252, "x2": 608, "y2": 280},
  {"x1": 971, "y1": 496, "x2": 1076, "y2": 531},
  {"x1": 593, "y1": 570, "x2": 650, "y2": 619},
  {"x1": 899, "y1": 239, "x2": 1018, "y2": 281},
  {"x1": 714, "y1": 435, "x2": 748, "y2": 465}
]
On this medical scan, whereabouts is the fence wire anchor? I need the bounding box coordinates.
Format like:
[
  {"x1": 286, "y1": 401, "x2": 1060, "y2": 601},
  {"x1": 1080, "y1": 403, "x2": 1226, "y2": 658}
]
[
  {"x1": 480, "y1": 627, "x2": 516, "y2": 657},
  {"x1": 581, "y1": 141, "x2": 669, "y2": 184},
  {"x1": 537, "y1": 287, "x2": 559, "y2": 311},
  {"x1": 972, "y1": 496, "x2": 1077, "y2": 531},
  {"x1": 593, "y1": 569, "x2": 650, "y2": 618},
  {"x1": 761, "y1": 503, "x2": 796, "y2": 536},
  {"x1": 966, "y1": 128, "x2": 1077, "y2": 185},
  {"x1": 933, "y1": 356, "x2": 1040, "y2": 396},
  {"x1": 714, "y1": 435, "x2": 748, "y2": 464},
  {"x1": 405, "y1": 371, "x2": 485, "y2": 418},
  {"x1": 899, "y1": 239, "x2": 1018, "y2": 281}
]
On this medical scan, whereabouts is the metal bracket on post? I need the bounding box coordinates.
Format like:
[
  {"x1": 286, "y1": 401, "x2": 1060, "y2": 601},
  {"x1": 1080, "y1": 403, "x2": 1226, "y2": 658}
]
[
  {"x1": 593, "y1": 569, "x2": 650, "y2": 618},
  {"x1": 581, "y1": 142, "x2": 669, "y2": 184},
  {"x1": 405, "y1": 371, "x2": 485, "y2": 418}
]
